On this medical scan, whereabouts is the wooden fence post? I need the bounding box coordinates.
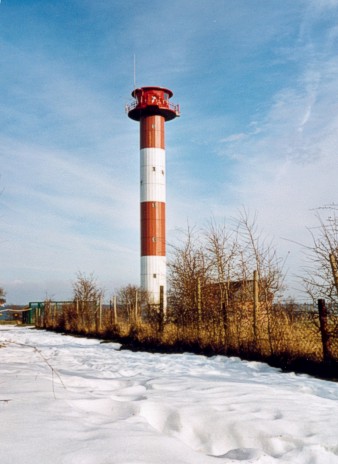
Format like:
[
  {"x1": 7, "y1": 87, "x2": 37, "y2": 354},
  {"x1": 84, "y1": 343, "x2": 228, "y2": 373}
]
[
  {"x1": 159, "y1": 285, "x2": 164, "y2": 333},
  {"x1": 253, "y1": 270, "x2": 259, "y2": 340},
  {"x1": 98, "y1": 297, "x2": 102, "y2": 332},
  {"x1": 318, "y1": 299, "x2": 332, "y2": 363},
  {"x1": 329, "y1": 253, "x2": 338, "y2": 296},
  {"x1": 113, "y1": 295, "x2": 117, "y2": 324},
  {"x1": 197, "y1": 277, "x2": 202, "y2": 329},
  {"x1": 135, "y1": 290, "x2": 138, "y2": 323}
]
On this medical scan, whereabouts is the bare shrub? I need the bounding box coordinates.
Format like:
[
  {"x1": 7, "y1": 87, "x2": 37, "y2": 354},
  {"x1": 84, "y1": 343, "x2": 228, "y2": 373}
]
[{"x1": 72, "y1": 272, "x2": 104, "y2": 333}]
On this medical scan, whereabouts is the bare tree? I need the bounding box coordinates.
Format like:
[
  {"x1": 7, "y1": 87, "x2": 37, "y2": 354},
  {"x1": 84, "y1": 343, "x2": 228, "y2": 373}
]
[
  {"x1": 72, "y1": 272, "x2": 104, "y2": 331},
  {"x1": 168, "y1": 225, "x2": 211, "y2": 328},
  {"x1": 166, "y1": 211, "x2": 287, "y2": 354},
  {"x1": 300, "y1": 206, "x2": 338, "y2": 361},
  {"x1": 231, "y1": 209, "x2": 286, "y2": 352},
  {"x1": 72, "y1": 272, "x2": 104, "y2": 301},
  {"x1": 116, "y1": 284, "x2": 148, "y2": 323},
  {"x1": 202, "y1": 220, "x2": 239, "y2": 339},
  {"x1": 302, "y1": 206, "x2": 338, "y2": 303},
  {"x1": 204, "y1": 219, "x2": 238, "y2": 304}
]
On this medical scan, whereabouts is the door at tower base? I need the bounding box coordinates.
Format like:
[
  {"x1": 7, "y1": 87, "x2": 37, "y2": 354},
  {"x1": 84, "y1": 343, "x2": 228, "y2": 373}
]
[{"x1": 141, "y1": 256, "x2": 166, "y2": 308}]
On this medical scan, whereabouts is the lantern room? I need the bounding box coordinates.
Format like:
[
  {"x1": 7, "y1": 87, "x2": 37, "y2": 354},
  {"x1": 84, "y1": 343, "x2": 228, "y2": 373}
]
[{"x1": 127, "y1": 86, "x2": 180, "y2": 122}]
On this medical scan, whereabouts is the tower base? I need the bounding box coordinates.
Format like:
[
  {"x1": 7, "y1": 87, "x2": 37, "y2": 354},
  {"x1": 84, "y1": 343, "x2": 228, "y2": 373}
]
[{"x1": 141, "y1": 256, "x2": 167, "y2": 311}]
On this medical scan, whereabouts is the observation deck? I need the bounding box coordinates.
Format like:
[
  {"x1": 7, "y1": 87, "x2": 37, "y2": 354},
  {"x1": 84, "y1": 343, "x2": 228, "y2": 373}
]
[{"x1": 126, "y1": 86, "x2": 180, "y2": 122}]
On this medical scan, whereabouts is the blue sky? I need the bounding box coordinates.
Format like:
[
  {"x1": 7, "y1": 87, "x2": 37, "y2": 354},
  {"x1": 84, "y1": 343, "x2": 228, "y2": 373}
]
[{"x1": 1, "y1": 0, "x2": 337, "y2": 304}]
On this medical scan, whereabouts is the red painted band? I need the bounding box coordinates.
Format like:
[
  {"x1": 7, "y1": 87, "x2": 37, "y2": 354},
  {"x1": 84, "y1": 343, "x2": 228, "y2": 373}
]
[
  {"x1": 140, "y1": 115, "x2": 165, "y2": 149},
  {"x1": 141, "y1": 201, "x2": 165, "y2": 256}
]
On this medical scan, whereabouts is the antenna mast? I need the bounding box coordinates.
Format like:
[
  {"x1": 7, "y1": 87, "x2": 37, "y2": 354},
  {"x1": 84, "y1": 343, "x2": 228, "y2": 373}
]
[{"x1": 133, "y1": 54, "x2": 136, "y2": 91}]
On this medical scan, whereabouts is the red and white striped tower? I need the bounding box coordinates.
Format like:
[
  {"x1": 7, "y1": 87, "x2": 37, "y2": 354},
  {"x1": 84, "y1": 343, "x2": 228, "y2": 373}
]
[{"x1": 127, "y1": 86, "x2": 180, "y2": 309}]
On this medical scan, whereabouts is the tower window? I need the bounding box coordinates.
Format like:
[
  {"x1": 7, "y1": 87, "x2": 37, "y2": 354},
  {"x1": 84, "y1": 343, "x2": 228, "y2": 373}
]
[
  {"x1": 152, "y1": 166, "x2": 156, "y2": 171},
  {"x1": 153, "y1": 273, "x2": 157, "y2": 278}
]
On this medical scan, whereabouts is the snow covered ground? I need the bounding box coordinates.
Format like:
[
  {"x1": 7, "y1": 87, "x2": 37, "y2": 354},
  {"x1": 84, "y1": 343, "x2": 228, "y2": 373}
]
[{"x1": 1, "y1": 326, "x2": 338, "y2": 464}]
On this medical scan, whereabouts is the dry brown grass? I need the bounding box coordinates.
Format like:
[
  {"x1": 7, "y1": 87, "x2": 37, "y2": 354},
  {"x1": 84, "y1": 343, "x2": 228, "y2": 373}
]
[{"x1": 37, "y1": 301, "x2": 338, "y2": 371}]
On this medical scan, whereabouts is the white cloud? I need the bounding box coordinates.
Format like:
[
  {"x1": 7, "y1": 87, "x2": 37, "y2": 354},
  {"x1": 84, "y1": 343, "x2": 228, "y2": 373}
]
[{"x1": 220, "y1": 133, "x2": 247, "y2": 143}]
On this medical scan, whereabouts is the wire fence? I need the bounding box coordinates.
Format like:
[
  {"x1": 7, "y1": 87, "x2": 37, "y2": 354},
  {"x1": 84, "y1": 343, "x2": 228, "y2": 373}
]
[{"x1": 27, "y1": 298, "x2": 337, "y2": 373}]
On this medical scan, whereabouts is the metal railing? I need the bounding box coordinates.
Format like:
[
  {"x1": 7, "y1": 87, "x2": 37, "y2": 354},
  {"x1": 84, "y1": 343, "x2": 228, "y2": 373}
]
[{"x1": 125, "y1": 99, "x2": 180, "y2": 116}]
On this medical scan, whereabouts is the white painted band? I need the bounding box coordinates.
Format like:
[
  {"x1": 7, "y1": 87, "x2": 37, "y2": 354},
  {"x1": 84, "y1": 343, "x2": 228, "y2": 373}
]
[
  {"x1": 141, "y1": 255, "x2": 167, "y2": 308},
  {"x1": 140, "y1": 148, "x2": 166, "y2": 203}
]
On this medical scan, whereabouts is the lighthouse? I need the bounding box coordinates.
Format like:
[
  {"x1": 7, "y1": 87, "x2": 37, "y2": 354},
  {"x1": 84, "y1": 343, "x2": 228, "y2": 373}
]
[{"x1": 127, "y1": 86, "x2": 180, "y2": 310}]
